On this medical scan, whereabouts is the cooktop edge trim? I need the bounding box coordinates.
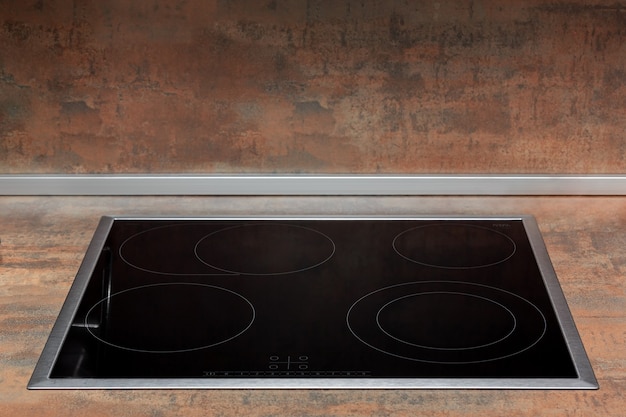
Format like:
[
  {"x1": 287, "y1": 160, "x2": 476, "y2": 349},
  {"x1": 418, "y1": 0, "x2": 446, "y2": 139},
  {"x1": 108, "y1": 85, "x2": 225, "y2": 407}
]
[
  {"x1": 520, "y1": 218, "x2": 598, "y2": 388},
  {"x1": 28, "y1": 216, "x2": 116, "y2": 388}
]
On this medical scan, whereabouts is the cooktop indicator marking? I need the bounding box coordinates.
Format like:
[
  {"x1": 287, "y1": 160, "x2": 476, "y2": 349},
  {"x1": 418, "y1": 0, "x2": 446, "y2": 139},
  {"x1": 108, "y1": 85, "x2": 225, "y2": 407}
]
[
  {"x1": 201, "y1": 370, "x2": 372, "y2": 377},
  {"x1": 269, "y1": 355, "x2": 309, "y2": 370}
]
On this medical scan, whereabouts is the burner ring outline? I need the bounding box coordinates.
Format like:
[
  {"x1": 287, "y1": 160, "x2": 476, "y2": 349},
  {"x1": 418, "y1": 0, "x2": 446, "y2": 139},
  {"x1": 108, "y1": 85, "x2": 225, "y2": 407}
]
[
  {"x1": 346, "y1": 281, "x2": 547, "y2": 364},
  {"x1": 375, "y1": 291, "x2": 517, "y2": 351},
  {"x1": 85, "y1": 282, "x2": 256, "y2": 354},
  {"x1": 194, "y1": 223, "x2": 336, "y2": 275},
  {"x1": 392, "y1": 224, "x2": 517, "y2": 269}
]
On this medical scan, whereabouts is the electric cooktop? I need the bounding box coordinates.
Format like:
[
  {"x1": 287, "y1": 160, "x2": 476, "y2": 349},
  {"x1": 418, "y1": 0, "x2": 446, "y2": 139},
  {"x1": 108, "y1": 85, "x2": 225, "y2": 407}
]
[{"x1": 29, "y1": 216, "x2": 597, "y2": 389}]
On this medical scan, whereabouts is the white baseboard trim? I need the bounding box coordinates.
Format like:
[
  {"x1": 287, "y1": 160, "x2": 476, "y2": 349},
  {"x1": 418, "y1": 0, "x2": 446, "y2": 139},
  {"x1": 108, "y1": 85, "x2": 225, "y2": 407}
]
[{"x1": 1, "y1": 174, "x2": 625, "y2": 196}]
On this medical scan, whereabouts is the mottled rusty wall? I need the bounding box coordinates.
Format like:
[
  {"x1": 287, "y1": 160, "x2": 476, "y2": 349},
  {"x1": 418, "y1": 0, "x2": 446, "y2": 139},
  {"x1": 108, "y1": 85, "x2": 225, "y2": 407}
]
[{"x1": 1, "y1": 0, "x2": 625, "y2": 173}]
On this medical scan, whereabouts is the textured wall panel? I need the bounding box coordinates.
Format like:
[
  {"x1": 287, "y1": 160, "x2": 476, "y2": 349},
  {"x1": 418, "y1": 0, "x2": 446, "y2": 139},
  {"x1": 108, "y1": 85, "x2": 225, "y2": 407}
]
[{"x1": 1, "y1": 1, "x2": 625, "y2": 173}]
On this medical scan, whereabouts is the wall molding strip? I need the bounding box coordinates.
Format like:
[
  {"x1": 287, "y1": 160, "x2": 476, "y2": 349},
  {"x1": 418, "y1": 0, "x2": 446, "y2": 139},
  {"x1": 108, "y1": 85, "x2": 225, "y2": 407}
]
[{"x1": 1, "y1": 174, "x2": 626, "y2": 196}]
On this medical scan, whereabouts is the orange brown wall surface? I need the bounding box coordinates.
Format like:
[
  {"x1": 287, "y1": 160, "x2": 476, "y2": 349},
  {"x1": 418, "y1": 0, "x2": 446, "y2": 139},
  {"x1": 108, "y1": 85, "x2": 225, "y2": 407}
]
[{"x1": 1, "y1": 0, "x2": 625, "y2": 174}]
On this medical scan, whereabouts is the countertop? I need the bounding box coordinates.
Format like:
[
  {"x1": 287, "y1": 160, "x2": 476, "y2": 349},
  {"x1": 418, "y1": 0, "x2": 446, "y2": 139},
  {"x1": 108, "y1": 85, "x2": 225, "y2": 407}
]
[{"x1": 1, "y1": 196, "x2": 624, "y2": 416}]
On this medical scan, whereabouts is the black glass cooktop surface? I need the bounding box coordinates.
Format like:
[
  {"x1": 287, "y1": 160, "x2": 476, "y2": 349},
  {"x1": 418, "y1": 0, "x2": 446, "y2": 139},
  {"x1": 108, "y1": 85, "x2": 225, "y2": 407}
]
[{"x1": 29, "y1": 216, "x2": 597, "y2": 389}]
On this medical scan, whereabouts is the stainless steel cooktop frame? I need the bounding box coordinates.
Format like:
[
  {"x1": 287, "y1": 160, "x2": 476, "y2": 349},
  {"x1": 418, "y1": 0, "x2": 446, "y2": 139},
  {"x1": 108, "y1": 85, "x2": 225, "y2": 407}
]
[{"x1": 28, "y1": 215, "x2": 598, "y2": 390}]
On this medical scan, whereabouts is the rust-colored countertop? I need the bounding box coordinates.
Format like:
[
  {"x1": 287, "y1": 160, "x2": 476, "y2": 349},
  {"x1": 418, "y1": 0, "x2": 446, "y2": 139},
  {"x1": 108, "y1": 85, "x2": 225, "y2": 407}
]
[{"x1": 1, "y1": 196, "x2": 624, "y2": 416}]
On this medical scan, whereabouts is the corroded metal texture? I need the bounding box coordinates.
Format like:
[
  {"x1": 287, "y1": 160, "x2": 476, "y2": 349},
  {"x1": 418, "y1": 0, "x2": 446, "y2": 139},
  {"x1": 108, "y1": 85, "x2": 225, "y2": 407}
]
[{"x1": 1, "y1": 1, "x2": 625, "y2": 173}]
